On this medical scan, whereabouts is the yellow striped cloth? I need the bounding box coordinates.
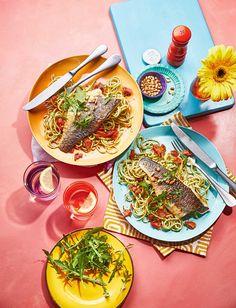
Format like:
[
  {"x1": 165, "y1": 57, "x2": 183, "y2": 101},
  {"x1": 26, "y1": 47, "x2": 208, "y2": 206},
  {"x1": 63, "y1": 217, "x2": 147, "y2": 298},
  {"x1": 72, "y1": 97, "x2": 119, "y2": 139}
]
[{"x1": 98, "y1": 112, "x2": 236, "y2": 257}]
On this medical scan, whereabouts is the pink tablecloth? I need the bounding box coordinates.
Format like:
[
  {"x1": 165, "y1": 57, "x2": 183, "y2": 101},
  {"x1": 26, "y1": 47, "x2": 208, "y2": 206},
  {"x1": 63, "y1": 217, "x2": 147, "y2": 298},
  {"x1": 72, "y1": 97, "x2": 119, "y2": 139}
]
[{"x1": 0, "y1": 1, "x2": 236, "y2": 307}]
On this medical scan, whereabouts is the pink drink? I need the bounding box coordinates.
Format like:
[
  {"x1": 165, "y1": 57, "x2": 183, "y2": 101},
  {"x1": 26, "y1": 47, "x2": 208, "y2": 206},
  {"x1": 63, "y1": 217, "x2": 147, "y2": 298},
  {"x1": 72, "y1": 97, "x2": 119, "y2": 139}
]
[
  {"x1": 63, "y1": 181, "x2": 98, "y2": 220},
  {"x1": 23, "y1": 161, "x2": 60, "y2": 201}
]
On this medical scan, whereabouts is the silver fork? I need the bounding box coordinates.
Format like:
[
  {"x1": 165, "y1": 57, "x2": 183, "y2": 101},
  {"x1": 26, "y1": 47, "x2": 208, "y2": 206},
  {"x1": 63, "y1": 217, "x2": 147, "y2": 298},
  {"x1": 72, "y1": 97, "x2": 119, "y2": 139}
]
[{"x1": 171, "y1": 139, "x2": 236, "y2": 207}]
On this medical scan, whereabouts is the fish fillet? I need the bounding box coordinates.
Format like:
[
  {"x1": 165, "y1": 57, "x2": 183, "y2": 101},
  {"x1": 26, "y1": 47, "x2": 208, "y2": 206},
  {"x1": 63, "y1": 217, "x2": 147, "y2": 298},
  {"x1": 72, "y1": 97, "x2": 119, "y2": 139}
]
[
  {"x1": 59, "y1": 95, "x2": 121, "y2": 153},
  {"x1": 139, "y1": 157, "x2": 209, "y2": 218}
]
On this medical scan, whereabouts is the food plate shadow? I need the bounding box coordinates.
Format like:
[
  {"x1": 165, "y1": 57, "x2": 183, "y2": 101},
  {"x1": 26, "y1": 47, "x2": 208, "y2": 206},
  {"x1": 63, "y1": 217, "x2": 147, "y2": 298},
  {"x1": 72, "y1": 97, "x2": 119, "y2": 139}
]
[
  {"x1": 6, "y1": 187, "x2": 47, "y2": 225},
  {"x1": 13, "y1": 96, "x2": 35, "y2": 160},
  {"x1": 46, "y1": 205, "x2": 87, "y2": 241},
  {"x1": 41, "y1": 262, "x2": 58, "y2": 308}
]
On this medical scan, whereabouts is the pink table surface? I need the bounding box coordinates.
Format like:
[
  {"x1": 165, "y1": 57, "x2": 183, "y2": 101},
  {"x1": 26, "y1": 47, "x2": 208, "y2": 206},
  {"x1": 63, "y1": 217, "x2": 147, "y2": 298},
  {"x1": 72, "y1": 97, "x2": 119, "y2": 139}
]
[{"x1": 1, "y1": 1, "x2": 236, "y2": 307}]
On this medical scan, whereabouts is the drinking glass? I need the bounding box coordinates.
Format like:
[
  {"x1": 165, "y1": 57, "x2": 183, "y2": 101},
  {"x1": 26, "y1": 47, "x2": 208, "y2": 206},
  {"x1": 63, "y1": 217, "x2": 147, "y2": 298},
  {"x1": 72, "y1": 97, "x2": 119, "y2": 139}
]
[
  {"x1": 63, "y1": 181, "x2": 98, "y2": 221},
  {"x1": 23, "y1": 161, "x2": 60, "y2": 201}
]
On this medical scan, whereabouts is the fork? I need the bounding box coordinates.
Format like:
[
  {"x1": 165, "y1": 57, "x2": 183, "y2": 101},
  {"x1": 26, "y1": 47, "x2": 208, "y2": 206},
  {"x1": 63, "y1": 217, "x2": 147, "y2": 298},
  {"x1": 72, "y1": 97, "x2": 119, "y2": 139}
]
[{"x1": 171, "y1": 139, "x2": 236, "y2": 207}]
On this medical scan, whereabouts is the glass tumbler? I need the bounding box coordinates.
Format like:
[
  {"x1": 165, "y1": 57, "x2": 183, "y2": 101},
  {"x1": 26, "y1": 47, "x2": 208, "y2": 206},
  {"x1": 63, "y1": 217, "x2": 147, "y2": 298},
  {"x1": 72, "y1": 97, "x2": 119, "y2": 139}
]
[
  {"x1": 23, "y1": 161, "x2": 60, "y2": 201},
  {"x1": 63, "y1": 181, "x2": 98, "y2": 221}
]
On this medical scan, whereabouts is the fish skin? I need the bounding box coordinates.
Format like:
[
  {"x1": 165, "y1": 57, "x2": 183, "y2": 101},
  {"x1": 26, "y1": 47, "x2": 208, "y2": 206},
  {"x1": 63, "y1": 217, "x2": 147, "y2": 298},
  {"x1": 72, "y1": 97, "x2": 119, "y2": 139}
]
[
  {"x1": 139, "y1": 157, "x2": 209, "y2": 218},
  {"x1": 59, "y1": 95, "x2": 121, "y2": 153}
]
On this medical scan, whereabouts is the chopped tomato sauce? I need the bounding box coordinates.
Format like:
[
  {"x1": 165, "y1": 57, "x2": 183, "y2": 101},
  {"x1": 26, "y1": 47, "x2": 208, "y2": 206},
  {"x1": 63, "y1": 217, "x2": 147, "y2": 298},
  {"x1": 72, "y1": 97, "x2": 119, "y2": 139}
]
[
  {"x1": 122, "y1": 87, "x2": 133, "y2": 96},
  {"x1": 123, "y1": 209, "x2": 132, "y2": 217},
  {"x1": 153, "y1": 144, "x2": 166, "y2": 157}
]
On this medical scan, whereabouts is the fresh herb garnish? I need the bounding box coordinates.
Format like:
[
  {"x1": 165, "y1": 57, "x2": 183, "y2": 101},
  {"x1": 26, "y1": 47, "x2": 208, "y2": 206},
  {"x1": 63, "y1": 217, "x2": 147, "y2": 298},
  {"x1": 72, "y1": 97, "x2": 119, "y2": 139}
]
[
  {"x1": 157, "y1": 171, "x2": 173, "y2": 183},
  {"x1": 139, "y1": 181, "x2": 150, "y2": 191},
  {"x1": 104, "y1": 95, "x2": 112, "y2": 105},
  {"x1": 74, "y1": 87, "x2": 87, "y2": 103},
  {"x1": 61, "y1": 87, "x2": 87, "y2": 112},
  {"x1": 169, "y1": 188, "x2": 183, "y2": 197},
  {"x1": 75, "y1": 114, "x2": 94, "y2": 129},
  {"x1": 153, "y1": 191, "x2": 168, "y2": 203},
  {"x1": 43, "y1": 227, "x2": 132, "y2": 298}
]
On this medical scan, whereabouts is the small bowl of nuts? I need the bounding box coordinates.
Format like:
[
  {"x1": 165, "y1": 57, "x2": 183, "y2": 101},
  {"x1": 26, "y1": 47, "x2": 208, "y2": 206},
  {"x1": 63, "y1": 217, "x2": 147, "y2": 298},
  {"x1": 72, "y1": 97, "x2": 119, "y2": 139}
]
[{"x1": 138, "y1": 71, "x2": 167, "y2": 100}]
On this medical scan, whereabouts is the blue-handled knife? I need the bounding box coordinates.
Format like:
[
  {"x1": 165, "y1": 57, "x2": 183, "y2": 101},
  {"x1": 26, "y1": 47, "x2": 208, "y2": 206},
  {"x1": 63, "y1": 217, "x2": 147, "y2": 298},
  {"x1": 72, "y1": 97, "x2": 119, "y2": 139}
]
[
  {"x1": 171, "y1": 122, "x2": 236, "y2": 192},
  {"x1": 23, "y1": 44, "x2": 108, "y2": 111}
]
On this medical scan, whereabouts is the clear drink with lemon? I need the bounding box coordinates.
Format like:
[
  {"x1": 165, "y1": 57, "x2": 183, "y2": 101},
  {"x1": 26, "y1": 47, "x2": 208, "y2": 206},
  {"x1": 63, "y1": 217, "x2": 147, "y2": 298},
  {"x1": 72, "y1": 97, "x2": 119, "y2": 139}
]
[{"x1": 23, "y1": 161, "x2": 60, "y2": 201}]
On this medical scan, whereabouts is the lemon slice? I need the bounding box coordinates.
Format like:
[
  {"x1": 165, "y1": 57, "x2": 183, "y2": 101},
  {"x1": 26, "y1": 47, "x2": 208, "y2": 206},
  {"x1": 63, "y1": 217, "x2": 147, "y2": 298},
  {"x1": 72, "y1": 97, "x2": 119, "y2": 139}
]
[
  {"x1": 78, "y1": 192, "x2": 97, "y2": 214},
  {"x1": 39, "y1": 166, "x2": 54, "y2": 194}
]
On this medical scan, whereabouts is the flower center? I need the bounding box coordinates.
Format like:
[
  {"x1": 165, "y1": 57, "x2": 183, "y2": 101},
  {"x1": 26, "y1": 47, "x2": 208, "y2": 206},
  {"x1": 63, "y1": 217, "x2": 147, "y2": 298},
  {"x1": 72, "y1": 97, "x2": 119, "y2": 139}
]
[{"x1": 214, "y1": 66, "x2": 227, "y2": 82}]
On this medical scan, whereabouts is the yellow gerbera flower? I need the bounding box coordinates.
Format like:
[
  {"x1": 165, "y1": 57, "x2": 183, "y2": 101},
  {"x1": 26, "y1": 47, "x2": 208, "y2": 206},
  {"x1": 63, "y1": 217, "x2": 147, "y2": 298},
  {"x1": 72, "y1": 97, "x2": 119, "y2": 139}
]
[{"x1": 197, "y1": 45, "x2": 236, "y2": 101}]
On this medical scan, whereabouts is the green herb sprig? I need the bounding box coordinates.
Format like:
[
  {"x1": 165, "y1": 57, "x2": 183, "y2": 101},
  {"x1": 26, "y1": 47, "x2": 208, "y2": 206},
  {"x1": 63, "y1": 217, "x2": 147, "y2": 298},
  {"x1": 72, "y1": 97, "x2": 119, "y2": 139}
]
[
  {"x1": 43, "y1": 227, "x2": 132, "y2": 298},
  {"x1": 61, "y1": 87, "x2": 87, "y2": 112},
  {"x1": 74, "y1": 114, "x2": 94, "y2": 129}
]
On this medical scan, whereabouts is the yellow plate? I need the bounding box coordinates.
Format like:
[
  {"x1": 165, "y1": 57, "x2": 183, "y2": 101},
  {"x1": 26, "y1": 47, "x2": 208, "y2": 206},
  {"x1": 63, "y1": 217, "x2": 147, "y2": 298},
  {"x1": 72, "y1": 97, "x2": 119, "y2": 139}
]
[
  {"x1": 45, "y1": 228, "x2": 134, "y2": 308},
  {"x1": 28, "y1": 55, "x2": 143, "y2": 166}
]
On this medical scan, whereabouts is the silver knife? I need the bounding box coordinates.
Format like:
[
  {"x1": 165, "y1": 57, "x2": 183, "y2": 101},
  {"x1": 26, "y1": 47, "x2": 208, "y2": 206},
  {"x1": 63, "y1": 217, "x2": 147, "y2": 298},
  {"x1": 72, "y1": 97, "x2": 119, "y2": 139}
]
[
  {"x1": 23, "y1": 44, "x2": 108, "y2": 111},
  {"x1": 171, "y1": 122, "x2": 236, "y2": 192}
]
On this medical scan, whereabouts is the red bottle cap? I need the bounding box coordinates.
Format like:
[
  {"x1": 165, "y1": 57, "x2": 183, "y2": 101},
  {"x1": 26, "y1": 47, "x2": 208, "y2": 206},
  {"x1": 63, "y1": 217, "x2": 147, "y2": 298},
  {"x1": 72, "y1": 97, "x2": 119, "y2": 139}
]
[{"x1": 172, "y1": 25, "x2": 192, "y2": 45}]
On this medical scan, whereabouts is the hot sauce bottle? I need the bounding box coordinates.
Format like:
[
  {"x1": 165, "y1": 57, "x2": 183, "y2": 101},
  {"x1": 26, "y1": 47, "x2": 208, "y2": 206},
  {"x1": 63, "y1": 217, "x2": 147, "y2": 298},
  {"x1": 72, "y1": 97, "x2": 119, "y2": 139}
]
[{"x1": 167, "y1": 25, "x2": 192, "y2": 67}]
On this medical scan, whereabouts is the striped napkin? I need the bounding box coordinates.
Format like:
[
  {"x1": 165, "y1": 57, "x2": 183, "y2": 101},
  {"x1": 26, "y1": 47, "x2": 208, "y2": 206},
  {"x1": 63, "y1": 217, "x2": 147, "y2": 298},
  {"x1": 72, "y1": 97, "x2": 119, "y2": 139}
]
[{"x1": 98, "y1": 112, "x2": 236, "y2": 257}]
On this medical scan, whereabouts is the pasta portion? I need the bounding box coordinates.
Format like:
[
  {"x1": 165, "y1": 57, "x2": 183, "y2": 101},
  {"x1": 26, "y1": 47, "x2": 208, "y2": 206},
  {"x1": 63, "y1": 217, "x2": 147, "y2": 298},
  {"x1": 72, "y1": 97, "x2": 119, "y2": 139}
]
[
  {"x1": 43, "y1": 76, "x2": 132, "y2": 155},
  {"x1": 118, "y1": 136, "x2": 210, "y2": 232}
]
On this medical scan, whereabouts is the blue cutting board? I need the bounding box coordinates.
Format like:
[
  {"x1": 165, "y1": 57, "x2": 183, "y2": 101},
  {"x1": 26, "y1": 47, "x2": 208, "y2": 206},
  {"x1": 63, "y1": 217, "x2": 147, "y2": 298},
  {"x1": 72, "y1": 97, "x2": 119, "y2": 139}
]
[{"x1": 110, "y1": 0, "x2": 234, "y2": 126}]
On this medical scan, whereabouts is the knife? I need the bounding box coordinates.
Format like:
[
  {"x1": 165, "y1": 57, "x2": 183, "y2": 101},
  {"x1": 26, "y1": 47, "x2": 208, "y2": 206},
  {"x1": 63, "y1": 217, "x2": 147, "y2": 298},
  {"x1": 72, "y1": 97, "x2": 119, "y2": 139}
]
[
  {"x1": 66, "y1": 54, "x2": 121, "y2": 94},
  {"x1": 171, "y1": 122, "x2": 236, "y2": 192},
  {"x1": 23, "y1": 44, "x2": 108, "y2": 111}
]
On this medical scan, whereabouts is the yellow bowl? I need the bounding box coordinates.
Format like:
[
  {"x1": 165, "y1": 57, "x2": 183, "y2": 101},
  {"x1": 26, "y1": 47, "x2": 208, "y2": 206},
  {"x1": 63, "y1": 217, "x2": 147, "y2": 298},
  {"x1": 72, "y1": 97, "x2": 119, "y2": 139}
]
[{"x1": 27, "y1": 55, "x2": 143, "y2": 166}]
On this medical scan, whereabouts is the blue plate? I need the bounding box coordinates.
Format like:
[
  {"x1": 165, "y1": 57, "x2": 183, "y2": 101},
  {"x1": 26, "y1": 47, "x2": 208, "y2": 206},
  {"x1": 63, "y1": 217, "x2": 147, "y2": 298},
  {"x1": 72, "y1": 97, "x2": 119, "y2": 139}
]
[
  {"x1": 113, "y1": 126, "x2": 228, "y2": 242},
  {"x1": 136, "y1": 65, "x2": 185, "y2": 115}
]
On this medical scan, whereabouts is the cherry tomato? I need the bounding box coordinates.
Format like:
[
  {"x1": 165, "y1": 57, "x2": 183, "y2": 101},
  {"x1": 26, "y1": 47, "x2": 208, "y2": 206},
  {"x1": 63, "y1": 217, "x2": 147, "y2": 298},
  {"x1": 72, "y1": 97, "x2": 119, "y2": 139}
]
[
  {"x1": 129, "y1": 185, "x2": 142, "y2": 195},
  {"x1": 97, "y1": 125, "x2": 105, "y2": 132},
  {"x1": 153, "y1": 144, "x2": 166, "y2": 156},
  {"x1": 56, "y1": 117, "x2": 65, "y2": 130},
  {"x1": 94, "y1": 82, "x2": 105, "y2": 94},
  {"x1": 123, "y1": 209, "x2": 132, "y2": 217},
  {"x1": 95, "y1": 130, "x2": 114, "y2": 138},
  {"x1": 122, "y1": 87, "x2": 133, "y2": 96},
  {"x1": 129, "y1": 149, "x2": 135, "y2": 160},
  {"x1": 156, "y1": 208, "x2": 167, "y2": 218},
  {"x1": 171, "y1": 150, "x2": 179, "y2": 157},
  {"x1": 183, "y1": 149, "x2": 192, "y2": 156},
  {"x1": 148, "y1": 213, "x2": 156, "y2": 222},
  {"x1": 83, "y1": 138, "x2": 93, "y2": 151},
  {"x1": 74, "y1": 153, "x2": 83, "y2": 161},
  {"x1": 111, "y1": 129, "x2": 119, "y2": 140},
  {"x1": 185, "y1": 221, "x2": 196, "y2": 229},
  {"x1": 174, "y1": 156, "x2": 182, "y2": 164},
  {"x1": 151, "y1": 219, "x2": 162, "y2": 229}
]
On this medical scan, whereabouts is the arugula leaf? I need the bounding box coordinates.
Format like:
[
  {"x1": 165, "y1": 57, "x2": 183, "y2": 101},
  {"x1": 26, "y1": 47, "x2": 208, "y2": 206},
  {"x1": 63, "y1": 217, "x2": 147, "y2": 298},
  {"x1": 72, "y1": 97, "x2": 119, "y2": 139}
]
[{"x1": 43, "y1": 228, "x2": 132, "y2": 297}]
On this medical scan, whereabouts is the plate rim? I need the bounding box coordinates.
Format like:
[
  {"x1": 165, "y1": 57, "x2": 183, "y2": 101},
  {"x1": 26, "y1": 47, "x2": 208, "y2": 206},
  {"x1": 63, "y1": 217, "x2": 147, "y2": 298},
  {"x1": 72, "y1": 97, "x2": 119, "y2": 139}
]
[
  {"x1": 136, "y1": 64, "x2": 185, "y2": 115},
  {"x1": 45, "y1": 227, "x2": 134, "y2": 307},
  {"x1": 112, "y1": 125, "x2": 227, "y2": 242},
  {"x1": 27, "y1": 54, "x2": 143, "y2": 166}
]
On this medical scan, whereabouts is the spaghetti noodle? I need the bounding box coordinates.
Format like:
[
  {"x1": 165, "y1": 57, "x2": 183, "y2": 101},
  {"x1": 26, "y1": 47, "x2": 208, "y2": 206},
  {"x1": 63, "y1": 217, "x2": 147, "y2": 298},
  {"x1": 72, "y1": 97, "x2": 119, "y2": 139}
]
[
  {"x1": 118, "y1": 136, "x2": 210, "y2": 232},
  {"x1": 43, "y1": 76, "x2": 132, "y2": 154}
]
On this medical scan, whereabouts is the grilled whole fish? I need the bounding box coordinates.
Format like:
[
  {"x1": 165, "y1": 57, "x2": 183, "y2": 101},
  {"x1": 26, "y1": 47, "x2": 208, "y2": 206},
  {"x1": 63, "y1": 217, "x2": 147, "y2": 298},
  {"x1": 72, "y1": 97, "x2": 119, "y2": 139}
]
[
  {"x1": 139, "y1": 157, "x2": 209, "y2": 218},
  {"x1": 59, "y1": 95, "x2": 121, "y2": 153}
]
